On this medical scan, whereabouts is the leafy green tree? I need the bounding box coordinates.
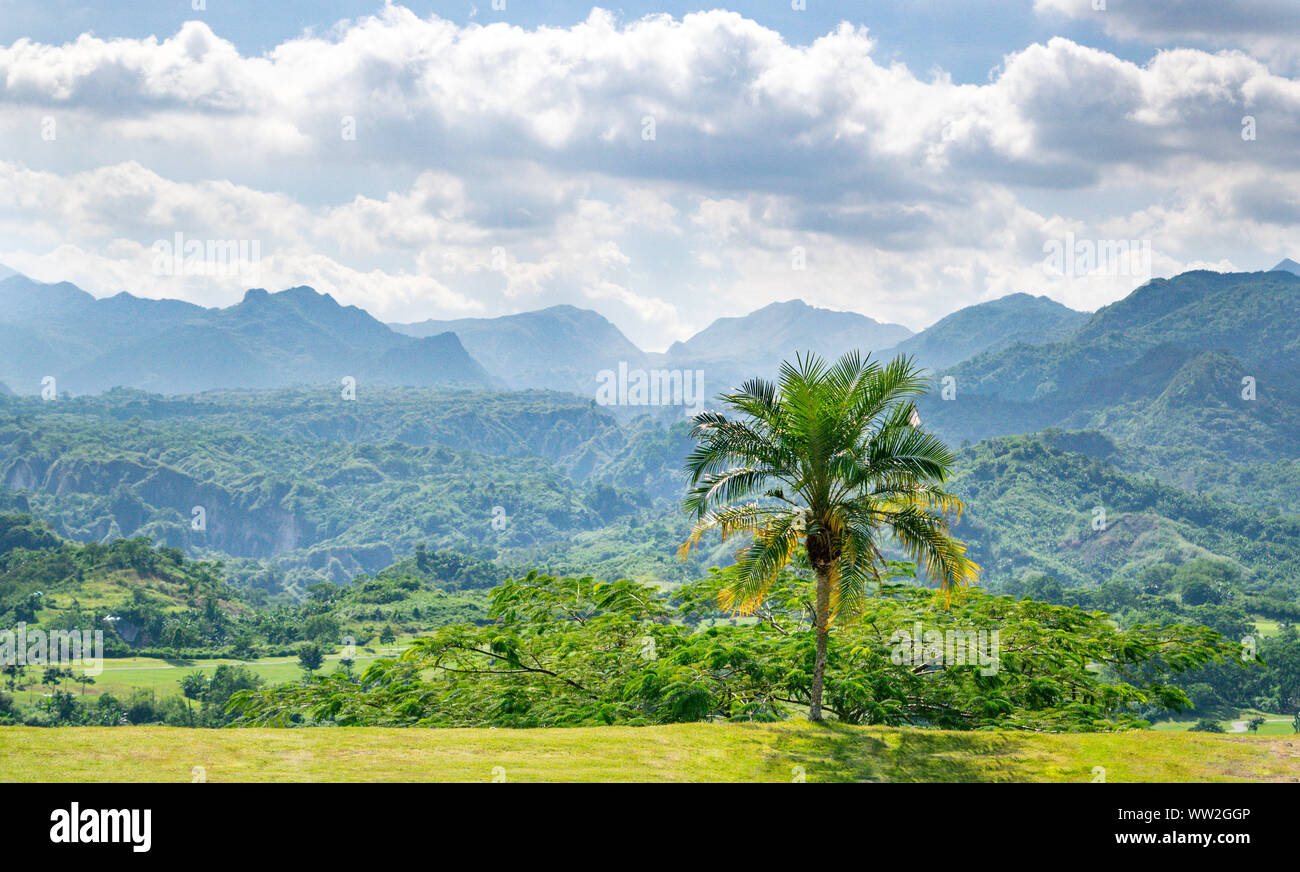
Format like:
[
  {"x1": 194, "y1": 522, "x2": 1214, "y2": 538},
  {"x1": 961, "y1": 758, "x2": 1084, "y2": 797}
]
[
  {"x1": 41, "y1": 689, "x2": 78, "y2": 724},
  {"x1": 680, "y1": 352, "x2": 979, "y2": 721},
  {"x1": 1135, "y1": 564, "x2": 1174, "y2": 596},
  {"x1": 229, "y1": 568, "x2": 1236, "y2": 730},
  {"x1": 1181, "y1": 578, "x2": 1221, "y2": 607},
  {"x1": 1189, "y1": 717, "x2": 1225, "y2": 733},
  {"x1": 297, "y1": 642, "x2": 325, "y2": 679},
  {"x1": 302, "y1": 614, "x2": 340, "y2": 644},
  {"x1": 180, "y1": 672, "x2": 207, "y2": 700},
  {"x1": 306, "y1": 582, "x2": 340, "y2": 603},
  {"x1": 1019, "y1": 573, "x2": 1066, "y2": 605},
  {"x1": 195, "y1": 665, "x2": 262, "y2": 726},
  {"x1": 41, "y1": 667, "x2": 70, "y2": 690}
]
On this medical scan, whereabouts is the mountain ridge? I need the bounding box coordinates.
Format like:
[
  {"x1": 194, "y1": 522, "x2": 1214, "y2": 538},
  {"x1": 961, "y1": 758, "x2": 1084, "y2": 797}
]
[
  {"x1": 917, "y1": 270, "x2": 1300, "y2": 461},
  {"x1": 391, "y1": 304, "x2": 645, "y2": 395},
  {"x1": 0, "y1": 278, "x2": 491, "y2": 394},
  {"x1": 882, "y1": 292, "x2": 1086, "y2": 371},
  {"x1": 664, "y1": 298, "x2": 913, "y2": 365},
  {"x1": 4, "y1": 268, "x2": 1293, "y2": 412}
]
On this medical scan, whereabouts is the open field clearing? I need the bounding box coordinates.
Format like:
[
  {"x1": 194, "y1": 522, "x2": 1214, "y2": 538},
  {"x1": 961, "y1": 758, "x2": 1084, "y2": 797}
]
[{"x1": 6, "y1": 651, "x2": 403, "y2": 706}]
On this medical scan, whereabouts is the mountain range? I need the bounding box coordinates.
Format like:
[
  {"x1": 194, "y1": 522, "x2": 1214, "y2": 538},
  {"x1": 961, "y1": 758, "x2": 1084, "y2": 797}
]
[
  {"x1": 660, "y1": 299, "x2": 912, "y2": 365},
  {"x1": 1, "y1": 262, "x2": 1296, "y2": 443},
  {"x1": 391, "y1": 304, "x2": 646, "y2": 396},
  {"x1": 917, "y1": 269, "x2": 1300, "y2": 461},
  {"x1": 0, "y1": 277, "x2": 490, "y2": 395},
  {"x1": 886, "y1": 293, "x2": 1086, "y2": 370},
  {"x1": 0, "y1": 268, "x2": 1096, "y2": 398}
]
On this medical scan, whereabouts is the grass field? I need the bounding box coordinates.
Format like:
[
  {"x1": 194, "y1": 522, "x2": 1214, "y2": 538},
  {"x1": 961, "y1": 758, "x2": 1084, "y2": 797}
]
[
  {"x1": 2, "y1": 722, "x2": 1299, "y2": 782},
  {"x1": 1251, "y1": 617, "x2": 1286, "y2": 638},
  {"x1": 1151, "y1": 709, "x2": 1298, "y2": 735},
  {"x1": 8, "y1": 650, "x2": 404, "y2": 705}
]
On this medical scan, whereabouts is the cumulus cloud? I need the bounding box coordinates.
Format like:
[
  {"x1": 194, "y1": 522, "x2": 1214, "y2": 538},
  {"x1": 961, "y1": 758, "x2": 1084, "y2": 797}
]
[
  {"x1": 1034, "y1": 0, "x2": 1300, "y2": 71},
  {"x1": 1034, "y1": 0, "x2": 1300, "y2": 40},
  {"x1": 1, "y1": 7, "x2": 1299, "y2": 348}
]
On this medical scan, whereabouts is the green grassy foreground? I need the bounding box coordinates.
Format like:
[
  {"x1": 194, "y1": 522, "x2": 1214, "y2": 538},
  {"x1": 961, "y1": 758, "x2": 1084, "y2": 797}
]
[{"x1": 3, "y1": 722, "x2": 1299, "y2": 782}]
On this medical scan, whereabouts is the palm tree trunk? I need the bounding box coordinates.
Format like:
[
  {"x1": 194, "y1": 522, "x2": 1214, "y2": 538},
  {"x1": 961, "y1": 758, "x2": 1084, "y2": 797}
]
[{"x1": 808, "y1": 564, "x2": 832, "y2": 722}]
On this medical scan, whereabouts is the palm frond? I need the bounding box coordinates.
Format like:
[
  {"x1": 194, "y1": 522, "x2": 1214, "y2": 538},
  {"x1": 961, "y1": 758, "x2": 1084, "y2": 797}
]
[{"x1": 722, "y1": 513, "x2": 803, "y2": 614}]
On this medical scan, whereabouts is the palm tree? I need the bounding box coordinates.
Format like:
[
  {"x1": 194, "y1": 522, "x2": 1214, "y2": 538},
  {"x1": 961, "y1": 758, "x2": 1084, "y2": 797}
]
[{"x1": 679, "y1": 351, "x2": 979, "y2": 721}]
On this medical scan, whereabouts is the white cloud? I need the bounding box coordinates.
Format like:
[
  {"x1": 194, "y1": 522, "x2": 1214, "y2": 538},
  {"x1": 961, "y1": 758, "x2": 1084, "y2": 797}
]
[
  {"x1": 1034, "y1": 0, "x2": 1300, "y2": 71},
  {"x1": 2, "y1": 8, "x2": 1300, "y2": 349}
]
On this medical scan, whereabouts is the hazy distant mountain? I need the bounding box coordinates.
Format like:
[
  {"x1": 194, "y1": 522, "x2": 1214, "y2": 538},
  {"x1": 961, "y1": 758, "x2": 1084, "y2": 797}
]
[
  {"x1": 636, "y1": 299, "x2": 912, "y2": 399},
  {"x1": 1270, "y1": 258, "x2": 1300, "y2": 275},
  {"x1": 665, "y1": 299, "x2": 912, "y2": 368},
  {"x1": 392, "y1": 304, "x2": 645, "y2": 395},
  {"x1": 0, "y1": 274, "x2": 97, "y2": 322},
  {"x1": 12, "y1": 269, "x2": 1293, "y2": 434},
  {"x1": 0, "y1": 278, "x2": 492, "y2": 394},
  {"x1": 63, "y1": 322, "x2": 271, "y2": 394},
  {"x1": 0, "y1": 264, "x2": 18, "y2": 281},
  {"x1": 375, "y1": 332, "x2": 494, "y2": 388},
  {"x1": 883, "y1": 293, "x2": 1087, "y2": 371}
]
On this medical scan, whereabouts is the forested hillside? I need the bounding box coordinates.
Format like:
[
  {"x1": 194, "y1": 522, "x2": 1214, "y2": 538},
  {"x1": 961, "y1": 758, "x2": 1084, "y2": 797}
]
[
  {"x1": 0, "y1": 387, "x2": 714, "y2": 594},
  {"x1": 0, "y1": 514, "x2": 490, "y2": 657},
  {"x1": 919, "y1": 271, "x2": 1300, "y2": 458},
  {"x1": 883, "y1": 293, "x2": 1087, "y2": 370},
  {"x1": 949, "y1": 433, "x2": 1300, "y2": 592}
]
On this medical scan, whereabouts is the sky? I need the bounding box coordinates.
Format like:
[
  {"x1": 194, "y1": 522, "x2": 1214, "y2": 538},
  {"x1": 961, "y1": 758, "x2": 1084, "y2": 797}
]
[{"x1": 2, "y1": 0, "x2": 1300, "y2": 350}]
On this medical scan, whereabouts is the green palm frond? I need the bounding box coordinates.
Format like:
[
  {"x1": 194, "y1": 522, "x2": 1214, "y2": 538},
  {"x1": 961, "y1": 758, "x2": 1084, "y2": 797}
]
[
  {"x1": 679, "y1": 503, "x2": 788, "y2": 559},
  {"x1": 833, "y1": 521, "x2": 886, "y2": 619},
  {"x1": 724, "y1": 512, "x2": 803, "y2": 614},
  {"x1": 877, "y1": 502, "x2": 980, "y2": 594}
]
